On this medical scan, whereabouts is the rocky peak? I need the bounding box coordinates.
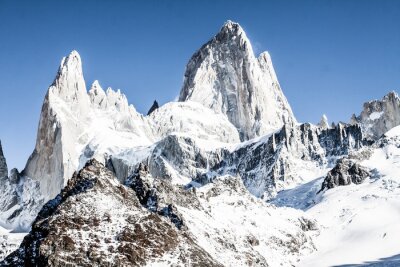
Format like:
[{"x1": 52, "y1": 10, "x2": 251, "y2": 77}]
[
  {"x1": 352, "y1": 91, "x2": 400, "y2": 140},
  {"x1": 105, "y1": 88, "x2": 129, "y2": 112},
  {"x1": 179, "y1": 21, "x2": 296, "y2": 140},
  {"x1": 318, "y1": 114, "x2": 330, "y2": 129},
  {"x1": 147, "y1": 100, "x2": 159, "y2": 115},
  {"x1": 0, "y1": 140, "x2": 8, "y2": 180},
  {"x1": 23, "y1": 51, "x2": 91, "y2": 200},
  {"x1": 214, "y1": 20, "x2": 252, "y2": 53},
  {"x1": 89, "y1": 80, "x2": 107, "y2": 108},
  {"x1": 49, "y1": 50, "x2": 89, "y2": 114}
]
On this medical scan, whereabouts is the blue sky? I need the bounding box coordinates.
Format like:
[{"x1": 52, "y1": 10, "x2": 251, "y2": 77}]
[{"x1": 0, "y1": 0, "x2": 399, "y2": 170}]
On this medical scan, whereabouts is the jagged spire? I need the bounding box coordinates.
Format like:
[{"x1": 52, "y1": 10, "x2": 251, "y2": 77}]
[
  {"x1": 0, "y1": 140, "x2": 8, "y2": 179},
  {"x1": 318, "y1": 114, "x2": 330, "y2": 129},
  {"x1": 89, "y1": 80, "x2": 107, "y2": 108},
  {"x1": 49, "y1": 50, "x2": 89, "y2": 114},
  {"x1": 147, "y1": 100, "x2": 159, "y2": 115}
]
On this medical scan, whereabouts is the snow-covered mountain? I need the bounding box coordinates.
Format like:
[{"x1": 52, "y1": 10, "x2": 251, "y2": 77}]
[
  {"x1": 179, "y1": 21, "x2": 296, "y2": 140},
  {"x1": 1, "y1": 21, "x2": 400, "y2": 266}
]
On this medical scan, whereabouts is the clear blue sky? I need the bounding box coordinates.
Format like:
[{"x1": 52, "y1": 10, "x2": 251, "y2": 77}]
[{"x1": 0, "y1": 0, "x2": 399, "y2": 170}]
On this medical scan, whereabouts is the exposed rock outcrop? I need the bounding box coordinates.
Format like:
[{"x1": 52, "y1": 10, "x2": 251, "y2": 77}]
[
  {"x1": 147, "y1": 100, "x2": 159, "y2": 115},
  {"x1": 319, "y1": 158, "x2": 370, "y2": 192},
  {"x1": 2, "y1": 160, "x2": 221, "y2": 267}
]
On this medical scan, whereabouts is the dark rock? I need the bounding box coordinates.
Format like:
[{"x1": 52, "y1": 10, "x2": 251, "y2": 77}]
[
  {"x1": 319, "y1": 158, "x2": 370, "y2": 193},
  {"x1": 9, "y1": 168, "x2": 20, "y2": 184},
  {"x1": 159, "y1": 204, "x2": 186, "y2": 230},
  {"x1": 0, "y1": 140, "x2": 8, "y2": 180},
  {"x1": 147, "y1": 100, "x2": 159, "y2": 115}
]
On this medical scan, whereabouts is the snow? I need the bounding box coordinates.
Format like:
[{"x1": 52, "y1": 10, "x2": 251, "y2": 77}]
[
  {"x1": 300, "y1": 178, "x2": 400, "y2": 266},
  {"x1": 271, "y1": 127, "x2": 400, "y2": 266},
  {"x1": 177, "y1": 176, "x2": 317, "y2": 266},
  {"x1": 384, "y1": 125, "x2": 400, "y2": 138},
  {"x1": 369, "y1": 111, "x2": 384, "y2": 120},
  {"x1": 0, "y1": 226, "x2": 26, "y2": 261}
]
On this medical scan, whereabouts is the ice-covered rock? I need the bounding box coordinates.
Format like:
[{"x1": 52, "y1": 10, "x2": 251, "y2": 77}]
[
  {"x1": 179, "y1": 20, "x2": 296, "y2": 140},
  {"x1": 318, "y1": 114, "x2": 329, "y2": 129},
  {"x1": 352, "y1": 91, "x2": 400, "y2": 140},
  {"x1": 88, "y1": 80, "x2": 107, "y2": 109}
]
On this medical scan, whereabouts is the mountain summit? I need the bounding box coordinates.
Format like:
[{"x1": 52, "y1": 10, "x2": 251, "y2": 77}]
[{"x1": 179, "y1": 21, "x2": 295, "y2": 140}]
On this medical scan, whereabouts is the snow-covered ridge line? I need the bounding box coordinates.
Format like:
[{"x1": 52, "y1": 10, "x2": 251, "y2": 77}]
[{"x1": 351, "y1": 91, "x2": 400, "y2": 140}]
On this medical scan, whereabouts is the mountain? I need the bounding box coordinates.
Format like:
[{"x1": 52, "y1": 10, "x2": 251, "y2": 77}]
[
  {"x1": 3, "y1": 159, "x2": 316, "y2": 266},
  {"x1": 23, "y1": 51, "x2": 90, "y2": 200},
  {"x1": 1, "y1": 21, "x2": 400, "y2": 266},
  {"x1": 179, "y1": 20, "x2": 296, "y2": 140},
  {"x1": 351, "y1": 91, "x2": 400, "y2": 140},
  {"x1": 0, "y1": 140, "x2": 44, "y2": 232}
]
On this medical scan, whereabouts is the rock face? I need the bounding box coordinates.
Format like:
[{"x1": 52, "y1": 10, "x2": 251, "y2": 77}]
[
  {"x1": 179, "y1": 20, "x2": 296, "y2": 140},
  {"x1": 147, "y1": 100, "x2": 159, "y2": 115},
  {"x1": 107, "y1": 120, "x2": 365, "y2": 200},
  {"x1": 23, "y1": 51, "x2": 90, "y2": 200},
  {"x1": 0, "y1": 141, "x2": 8, "y2": 180},
  {"x1": 203, "y1": 122, "x2": 366, "y2": 198},
  {"x1": 319, "y1": 158, "x2": 370, "y2": 192},
  {"x1": 352, "y1": 91, "x2": 400, "y2": 140}
]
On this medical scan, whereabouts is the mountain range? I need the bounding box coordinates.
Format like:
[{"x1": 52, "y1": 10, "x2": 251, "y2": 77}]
[{"x1": 1, "y1": 21, "x2": 400, "y2": 266}]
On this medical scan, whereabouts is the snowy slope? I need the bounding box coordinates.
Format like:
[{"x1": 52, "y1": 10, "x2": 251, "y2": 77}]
[
  {"x1": 270, "y1": 125, "x2": 400, "y2": 266},
  {"x1": 0, "y1": 226, "x2": 25, "y2": 261}
]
